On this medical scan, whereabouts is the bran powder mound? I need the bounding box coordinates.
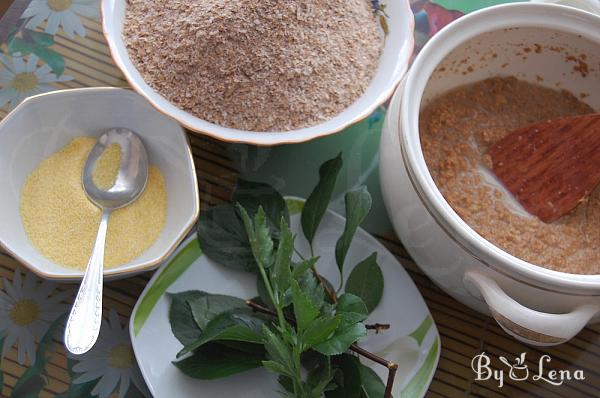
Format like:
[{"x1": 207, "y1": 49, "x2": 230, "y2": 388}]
[{"x1": 123, "y1": 0, "x2": 383, "y2": 132}]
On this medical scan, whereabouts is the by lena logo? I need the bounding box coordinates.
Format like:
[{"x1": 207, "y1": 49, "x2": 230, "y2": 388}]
[
  {"x1": 499, "y1": 353, "x2": 529, "y2": 381},
  {"x1": 471, "y1": 352, "x2": 585, "y2": 388}
]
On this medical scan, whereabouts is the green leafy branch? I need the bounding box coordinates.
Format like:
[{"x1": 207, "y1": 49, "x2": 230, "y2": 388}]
[{"x1": 172, "y1": 154, "x2": 398, "y2": 397}]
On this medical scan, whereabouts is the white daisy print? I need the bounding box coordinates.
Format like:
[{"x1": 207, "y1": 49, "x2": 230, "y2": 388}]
[
  {"x1": 0, "y1": 268, "x2": 70, "y2": 365},
  {"x1": 21, "y1": 0, "x2": 99, "y2": 38},
  {"x1": 70, "y1": 309, "x2": 148, "y2": 398},
  {"x1": 0, "y1": 54, "x2": 73, "y2": 109}
]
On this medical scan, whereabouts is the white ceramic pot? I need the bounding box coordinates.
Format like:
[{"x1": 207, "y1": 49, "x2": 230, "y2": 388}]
[{"x1": 380, "y1": 3, "x2": 600, "y2": 346}]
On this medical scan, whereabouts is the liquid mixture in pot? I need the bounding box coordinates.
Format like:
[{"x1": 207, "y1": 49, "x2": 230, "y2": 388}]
[{"x1": 420, "y1": 77, "x2": 598, "y2": 274}]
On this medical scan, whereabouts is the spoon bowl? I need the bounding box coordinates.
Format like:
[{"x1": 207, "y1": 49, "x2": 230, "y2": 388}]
[
  {"x1": 65, "y1": 128, "x2": 148, "y2": 355},
  {"x1": 83, "y1": 128, "x2": 149, "y2": 209}
]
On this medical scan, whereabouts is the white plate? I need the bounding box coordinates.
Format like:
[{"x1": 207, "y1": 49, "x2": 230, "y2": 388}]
[{"x1": 130, "y1": 199, "x2": 440, "y2": 397}]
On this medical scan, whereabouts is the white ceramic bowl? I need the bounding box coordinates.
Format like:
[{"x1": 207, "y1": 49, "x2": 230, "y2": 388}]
[
  {"x1": 101, "y1": 0, "x2": 415, "y2": 145},
  {"x1": 0, "y1": 88, "x2": 199, "y2": 281},
  {"x1": 380, "y1": 3, "x2": 600, "y2": 346}
]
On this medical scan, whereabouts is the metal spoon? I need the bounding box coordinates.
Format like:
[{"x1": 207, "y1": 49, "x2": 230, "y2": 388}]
[{"x1": 64, "y1": 128, "x2": 148, "y2": 355}]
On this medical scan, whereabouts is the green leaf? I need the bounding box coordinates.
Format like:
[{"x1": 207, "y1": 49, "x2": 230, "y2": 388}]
[
  {"x1": 301, "y1": 154, "x2": 343, "y2": 245},
  {"x1": 187, "y1": 293, "x2": 247, "y2": 330},
  {"x1": 168, "y1": 291, "x2": 206, "y2": 346},
  {"x1": 321, "y1": 302, "x2": 336, "y2": 318},
  {"x1": 178, "y1": 309, "x2": 266, "y2": 357},
  {"x1": 345, "y1": 253, "x2": 384, "y2": 313},
  {"x1": 174, "y1": 343, "x2": 264, "y2": 380},
  {"x1": 358, "y1": 363, "x2": 386, "y2": 398},
  {"x1": 292, "y1": 257, "x2": 318, "y2": 280},
  {"x1": 336, "y1": 293, "x2": 368, "y2": 316},
  {"x1": 326, "y1": 354, "x2": 362, "y2": 398},
  {"x1": 239, "y1": 205, "x2": 274, "y2": 269},
  {"x1": 7, "y1": 37, "x2": 34, "y2": 55},
  {"x1": 314, "y1": 323, "x2": 367, "y2": 356},
  {"x1": 309, "y1": 370, "x2": 336, "y2": 396},
  {"x1": 335, "y1": 187, "x2": 372, "y2": 278},
  {"x1": 301, "y1": 349, "x2": 329, "y2": 372},
  {"x1": 303, "y1": 315, "x2": 341, "y2": 348},
  {"x1": 273, "y1": 218, "x2": 293, "y2": 295},
  {"x1": 33, "y1": 47, "x2": 65, "y2": 76},
  {"x1": 336, "y1": 293, "x2": 368, "y2": 328},
  {"x1": 291, "y1": 279, "x2": 319, "y2": 333},
  {"x1": 233, "y1": 179, "x2": 289, "y2": 227},
  {"x1": 306, "y1": 353, "x2": 335, "y2": 397},
  {"x1": 253, "y1": 207, "x2": 274, "y2": 268},
  {"x1": 11, "y1": 313, "x2": 67, "y2": 398},
  {"x1": 298, "y1": 271, "x2": 325, "y2": 311},
  {"x1": 218, "y1": 341, "x2": 266, "y2": 355},
  {"x1": 198, "y1": 204, "x2": 256, "y2": 272},
  {"x1": 262, "y1": 360, "x2": 292, "y2": 377},
  {"x1": 262, "y1": 326, "x2": 293, "y2": 371},
  {"x1": 281, "y1": 287, "x2": 293, "y2": 308},
  {"x1": 23, "y1": 30, "x2": 54, "y2": 47},
  {"x1": 278, "y1": 376, "x2": 295, "y2": 394}
]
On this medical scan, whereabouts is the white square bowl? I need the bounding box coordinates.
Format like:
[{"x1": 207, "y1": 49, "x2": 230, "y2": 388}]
[{"x1": 0, "y1": 88, "x2": 199, "y2": 281}]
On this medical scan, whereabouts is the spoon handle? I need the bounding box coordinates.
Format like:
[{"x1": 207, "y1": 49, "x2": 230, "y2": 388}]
[{"x1": 64, "y1": 210, "x2": 110, "y2": 355}]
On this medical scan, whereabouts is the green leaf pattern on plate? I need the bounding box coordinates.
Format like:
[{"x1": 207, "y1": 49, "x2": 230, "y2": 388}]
[
  {"x1": 400, "y1": 337, "x2": 440, "y2": 398},
  {"x1": 134, "y1": 238, "x2": 202, "y2": 335},
  {"x1": 410, "y1": 315, "x2": 434, "y2": 347}
]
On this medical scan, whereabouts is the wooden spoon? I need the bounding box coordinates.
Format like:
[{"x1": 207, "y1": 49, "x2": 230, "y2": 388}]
[{"x1": 487, "y1": 113, "x2": 600, "y2": 223}]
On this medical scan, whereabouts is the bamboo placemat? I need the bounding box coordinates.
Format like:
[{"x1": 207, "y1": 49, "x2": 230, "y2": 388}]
[{"x1": 0, "y1": 2, "x2": 599, "y2": 398}]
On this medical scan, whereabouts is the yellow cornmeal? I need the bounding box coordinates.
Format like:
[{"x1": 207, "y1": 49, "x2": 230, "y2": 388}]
[
  {"x1": 20, "y1": 137, "x2": 167, "y2": 270},
  {"x1": 92, "y1": 143, "x2": 122, "y2": 190}
]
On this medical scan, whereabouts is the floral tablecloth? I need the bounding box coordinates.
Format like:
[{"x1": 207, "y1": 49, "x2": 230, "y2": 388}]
[{"x1": 0, "y1": 1, "x2": 599, "y2": 398}]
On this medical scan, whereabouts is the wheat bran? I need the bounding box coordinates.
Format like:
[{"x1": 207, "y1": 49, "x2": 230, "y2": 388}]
[
  {"x1": 420, "y1": 77, "x2": 598, "y2": 274},
  {"x1": 20, "y1": 137, "x2": 167, "y2": 270},
  {"x1": 123, "y1": 0, "x2": 383, "y2": 132}
]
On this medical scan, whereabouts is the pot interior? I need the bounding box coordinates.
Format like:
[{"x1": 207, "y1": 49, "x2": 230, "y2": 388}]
[
  {"x1": 414, "y1": 23, "x2": 600, "y2": 279},
  {"x1": 421, "y1": 27, "x2": 600, "y2": 110}
]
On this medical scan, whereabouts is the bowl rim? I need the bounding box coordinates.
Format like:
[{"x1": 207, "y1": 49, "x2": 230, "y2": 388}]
[
  {"x1": 0, "y1": 87, "x2": 200, "y2": 281},
  {"x1": 400, "y1": 3, "x2": 600, "y2": 291},
  {"x1": 100, "y1": 0, "x2": 415, "y2": 146}
]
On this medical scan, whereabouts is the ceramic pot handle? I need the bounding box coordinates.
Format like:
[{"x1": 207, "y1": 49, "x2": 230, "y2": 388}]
[{"x1": 464, "y1": 271, "x2": 599, "y2": 346}]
